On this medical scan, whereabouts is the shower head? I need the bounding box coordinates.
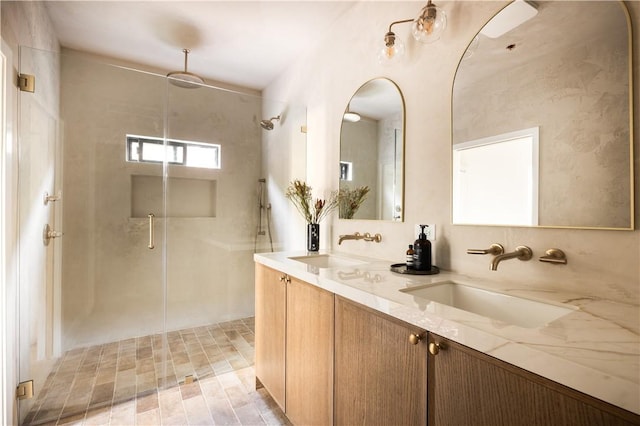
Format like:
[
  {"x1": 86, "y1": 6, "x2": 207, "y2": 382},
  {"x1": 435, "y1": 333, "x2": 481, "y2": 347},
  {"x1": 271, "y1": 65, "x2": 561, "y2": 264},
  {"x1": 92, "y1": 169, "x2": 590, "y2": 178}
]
[
  {"x1": 167, "y1": 48, "x2": 205, "y2": 89},
  {"x1": 260, "y1": 115, "x2": 281, "y2": 130}
]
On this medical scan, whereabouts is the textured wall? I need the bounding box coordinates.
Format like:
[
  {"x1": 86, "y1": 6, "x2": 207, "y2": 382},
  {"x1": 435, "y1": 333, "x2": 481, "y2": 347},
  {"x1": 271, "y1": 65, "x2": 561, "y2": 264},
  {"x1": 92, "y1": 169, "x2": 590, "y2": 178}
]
[{"x1": 263, "y1": 1, "x2": 640, "y2": 305}]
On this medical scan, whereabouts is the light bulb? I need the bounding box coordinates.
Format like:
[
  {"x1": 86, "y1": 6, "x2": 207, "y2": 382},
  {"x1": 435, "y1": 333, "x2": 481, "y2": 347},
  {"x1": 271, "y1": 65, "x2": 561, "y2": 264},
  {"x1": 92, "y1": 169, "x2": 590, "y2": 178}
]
[
  {"x1": 378, "y1": 31, "x2": 405, "y2": 65},
  {"x1": 412, "y1": 1, "x2": 447, "y2": 44}
]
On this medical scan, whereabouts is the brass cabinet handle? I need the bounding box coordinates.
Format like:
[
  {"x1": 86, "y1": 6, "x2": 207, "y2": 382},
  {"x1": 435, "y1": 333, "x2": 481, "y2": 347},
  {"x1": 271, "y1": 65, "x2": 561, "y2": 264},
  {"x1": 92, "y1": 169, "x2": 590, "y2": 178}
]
[
  {"x1": 279, "y1": 275, "x2": 291, "y2": 284},
  {"x1": 429, "y1": 342, "x2": 442, "y2": 355},
  {"x1": 148, "y1": 213, "x2": 155, "y2": 249},
  {"x1": 409, "y1": 332, "x2": 425, "y2": 345}
]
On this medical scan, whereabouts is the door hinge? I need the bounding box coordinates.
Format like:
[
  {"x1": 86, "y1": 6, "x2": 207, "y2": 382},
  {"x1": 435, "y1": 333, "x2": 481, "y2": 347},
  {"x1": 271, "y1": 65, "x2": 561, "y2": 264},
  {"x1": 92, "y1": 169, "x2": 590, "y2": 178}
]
[
  {"x1": 18, "y1": 73, "x2": 35, "y2": 93},
  {"x1": 16, "y1": 380, "x2": 34, "y2": 400}
]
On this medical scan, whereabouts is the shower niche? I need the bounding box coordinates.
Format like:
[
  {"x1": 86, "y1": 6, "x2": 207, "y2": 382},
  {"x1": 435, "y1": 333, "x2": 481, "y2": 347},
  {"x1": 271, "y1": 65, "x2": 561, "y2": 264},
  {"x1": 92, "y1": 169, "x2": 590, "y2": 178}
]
[{"x1": 131, "y1": 175, "x2": 217, "y2": 218}]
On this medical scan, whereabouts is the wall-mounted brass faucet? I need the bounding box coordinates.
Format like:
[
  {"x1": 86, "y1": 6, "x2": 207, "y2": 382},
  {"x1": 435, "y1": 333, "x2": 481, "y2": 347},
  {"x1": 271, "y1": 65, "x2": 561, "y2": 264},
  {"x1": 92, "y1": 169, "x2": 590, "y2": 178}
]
[
  {"x1": 338, "y1": 232, "x2": 382, "y2": 245},
  {"x1": 490, "y1": 246, "x2": 533, "y2": 271}
]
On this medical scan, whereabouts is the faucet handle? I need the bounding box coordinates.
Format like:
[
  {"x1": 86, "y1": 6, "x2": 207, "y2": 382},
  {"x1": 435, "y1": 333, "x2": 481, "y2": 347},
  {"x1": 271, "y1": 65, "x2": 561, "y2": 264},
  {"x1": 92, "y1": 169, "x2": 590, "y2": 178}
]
[
  {"x1": 363, "y1": 233, "x2": 382, "y2": 243},
  {"x1": 539, "y1": 248, "x2": 567, "y2": 265},
  {"x1": 467, "y1": 243, "x2": 504, "y2": 255}
]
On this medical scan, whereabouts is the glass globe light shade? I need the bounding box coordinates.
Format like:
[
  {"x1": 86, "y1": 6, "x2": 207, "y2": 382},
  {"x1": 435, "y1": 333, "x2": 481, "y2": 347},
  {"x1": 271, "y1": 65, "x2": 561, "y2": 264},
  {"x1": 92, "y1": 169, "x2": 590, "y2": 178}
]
[
  {"x1": 377, "y1": 32, "x2": 405, "y2": 65},
  {"x1": 412, "y1": 3, "x2": 447, "y2": 44}
]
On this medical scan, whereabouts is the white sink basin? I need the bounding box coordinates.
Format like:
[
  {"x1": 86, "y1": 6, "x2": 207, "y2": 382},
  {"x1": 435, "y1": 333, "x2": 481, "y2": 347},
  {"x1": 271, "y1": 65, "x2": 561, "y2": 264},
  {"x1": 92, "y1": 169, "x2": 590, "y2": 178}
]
[
  {"x1": 288, "y1": 254, "x2": 367, "y2": 269},
  {"x1": 400, "y1": 281, "x2": 577, "y2": 328}
]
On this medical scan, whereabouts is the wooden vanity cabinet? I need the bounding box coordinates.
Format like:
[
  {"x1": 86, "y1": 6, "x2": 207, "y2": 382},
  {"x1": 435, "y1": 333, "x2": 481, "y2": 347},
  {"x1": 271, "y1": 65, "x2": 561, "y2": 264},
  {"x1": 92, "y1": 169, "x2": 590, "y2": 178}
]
[
  {"x1": 334, "y1": 296, "x2": 428, "y2": 425},
  {"x1": 255, "y1": 264, "x2": 286, "y2": 410},
  {"x1": 428, "y1": 334, "x2": 640, "y2": 426},
  {"x1": 286, "y1": 275, "x2": 334, "y2": 426},
  {"x1": 254, "y1": 264, "x2": 334, "y2": 425},
  {"x1": 257, "y1": 263, "x2": 638, "y2": 425}
]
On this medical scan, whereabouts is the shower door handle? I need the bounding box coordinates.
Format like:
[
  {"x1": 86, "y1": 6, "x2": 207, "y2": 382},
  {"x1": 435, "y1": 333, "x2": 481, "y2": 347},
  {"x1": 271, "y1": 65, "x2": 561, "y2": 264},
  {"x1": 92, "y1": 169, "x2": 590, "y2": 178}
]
[{"x1": 148, "y1": 213, "x2": 155, "y2": 249}]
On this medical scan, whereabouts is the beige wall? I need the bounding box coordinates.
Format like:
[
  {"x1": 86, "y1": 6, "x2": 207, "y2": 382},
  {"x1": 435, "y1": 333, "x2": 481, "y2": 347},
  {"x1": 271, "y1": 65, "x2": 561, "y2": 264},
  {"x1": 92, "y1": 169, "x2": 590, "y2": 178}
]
[{"x1": 264, "y1": 1, "x2": 640, "y2": 305}]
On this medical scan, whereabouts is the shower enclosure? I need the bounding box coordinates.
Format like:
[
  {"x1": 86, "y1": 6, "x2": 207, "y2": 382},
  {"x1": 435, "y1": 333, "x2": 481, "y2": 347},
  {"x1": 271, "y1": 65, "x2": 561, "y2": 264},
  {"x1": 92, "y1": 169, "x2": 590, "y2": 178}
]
[{"x1": 16, "y1": 47, "x2": 300, "y2": 424}]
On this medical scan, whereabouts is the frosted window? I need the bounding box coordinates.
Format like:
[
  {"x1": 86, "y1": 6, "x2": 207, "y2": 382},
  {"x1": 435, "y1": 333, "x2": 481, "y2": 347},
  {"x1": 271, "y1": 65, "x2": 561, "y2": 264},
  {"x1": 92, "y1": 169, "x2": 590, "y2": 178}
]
[{"x1": 126, "y1": 135, "x2": 220, "y2": 169}]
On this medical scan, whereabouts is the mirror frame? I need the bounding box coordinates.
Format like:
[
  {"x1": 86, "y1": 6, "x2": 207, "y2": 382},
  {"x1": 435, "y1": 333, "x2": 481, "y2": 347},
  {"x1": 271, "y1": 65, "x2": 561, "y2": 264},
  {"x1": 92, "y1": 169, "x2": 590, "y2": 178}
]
[
  {"x1": 339, "y1": 77, "x2": 406, "y2": 222},
  {"x1": 450, "y1": 0, "x2": 635, "y2": 230}
]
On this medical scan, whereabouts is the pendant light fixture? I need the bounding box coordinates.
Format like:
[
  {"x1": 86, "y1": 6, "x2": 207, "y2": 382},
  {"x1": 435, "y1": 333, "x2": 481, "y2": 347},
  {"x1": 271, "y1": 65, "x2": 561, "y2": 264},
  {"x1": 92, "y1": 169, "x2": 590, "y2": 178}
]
[
  {"x1": 343, "y1": 110, "x2": 361, "y2": 122},
  {"x1": 378, "y1": 0, "x2": 447, "y2": 65},
  {"x1": 343, "y1": 102, "x2": 361, "y2": 122}
]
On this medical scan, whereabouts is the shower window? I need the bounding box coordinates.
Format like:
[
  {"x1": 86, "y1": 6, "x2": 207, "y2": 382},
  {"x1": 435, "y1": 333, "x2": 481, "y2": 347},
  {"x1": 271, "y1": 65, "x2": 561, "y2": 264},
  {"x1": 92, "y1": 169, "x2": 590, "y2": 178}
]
[{"x1": 126, "y1": 135, "x2": 221, "y2": 169}]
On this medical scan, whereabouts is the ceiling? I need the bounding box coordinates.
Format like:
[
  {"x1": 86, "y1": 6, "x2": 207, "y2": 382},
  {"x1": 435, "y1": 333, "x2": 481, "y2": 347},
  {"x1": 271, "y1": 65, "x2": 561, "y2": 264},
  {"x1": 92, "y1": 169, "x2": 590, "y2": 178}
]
[{"x1": 45, "y1": 1, "x2": 357, "y2": 91}]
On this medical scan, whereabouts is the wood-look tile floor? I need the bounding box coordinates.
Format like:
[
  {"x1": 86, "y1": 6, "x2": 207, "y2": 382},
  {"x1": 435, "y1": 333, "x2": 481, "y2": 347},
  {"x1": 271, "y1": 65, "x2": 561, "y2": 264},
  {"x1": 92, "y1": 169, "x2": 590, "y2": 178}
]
[{"x1": 23, "y1": 317, "x2": 290, "y2": 426}]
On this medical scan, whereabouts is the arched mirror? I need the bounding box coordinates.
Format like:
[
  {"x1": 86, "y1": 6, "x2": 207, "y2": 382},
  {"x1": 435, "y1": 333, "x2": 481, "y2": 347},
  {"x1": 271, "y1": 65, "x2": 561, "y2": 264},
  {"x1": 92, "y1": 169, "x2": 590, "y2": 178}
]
[
  {"x1": 339, "y1": 78, "x2": 405, "y2": 221},
  {"x1": 452, "y1": 1, "x2": 633, "y2": 229}
]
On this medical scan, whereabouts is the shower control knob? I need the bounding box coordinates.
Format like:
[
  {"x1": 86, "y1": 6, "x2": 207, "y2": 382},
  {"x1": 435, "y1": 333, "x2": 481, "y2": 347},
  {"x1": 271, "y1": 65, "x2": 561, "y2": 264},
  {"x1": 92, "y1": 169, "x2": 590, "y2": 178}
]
[{"x1": 42, "y1": 224, "x2": 63, "y2": 246}]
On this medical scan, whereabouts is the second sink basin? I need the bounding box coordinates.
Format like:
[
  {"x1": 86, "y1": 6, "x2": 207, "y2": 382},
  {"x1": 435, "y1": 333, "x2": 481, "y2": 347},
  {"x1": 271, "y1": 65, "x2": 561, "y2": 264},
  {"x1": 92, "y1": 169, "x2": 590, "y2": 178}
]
[
  {"x1": 400, "y1": 281, "x2": 577, "y2": 328},
  {"x1": 288, "y1": 254, "x2": 367, "y2": 269}
]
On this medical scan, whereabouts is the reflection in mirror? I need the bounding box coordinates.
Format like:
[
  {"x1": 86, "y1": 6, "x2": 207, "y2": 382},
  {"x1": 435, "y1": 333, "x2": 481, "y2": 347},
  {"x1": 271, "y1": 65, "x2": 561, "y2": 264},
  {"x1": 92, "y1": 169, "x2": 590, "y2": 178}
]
[
  {"x1": 340, "y1": 78, "x2": 405, "y2": 221},
  {"x1": 452, "y1": 1, "x2": 633, "y2": 229}
]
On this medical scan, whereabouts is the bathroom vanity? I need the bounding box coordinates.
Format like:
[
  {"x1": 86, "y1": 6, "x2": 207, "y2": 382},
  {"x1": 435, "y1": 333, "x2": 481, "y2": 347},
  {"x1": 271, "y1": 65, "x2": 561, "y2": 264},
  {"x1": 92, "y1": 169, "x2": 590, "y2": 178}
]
[{"x1": 254, "y1": 252, "x2": 640, "y2": 425}]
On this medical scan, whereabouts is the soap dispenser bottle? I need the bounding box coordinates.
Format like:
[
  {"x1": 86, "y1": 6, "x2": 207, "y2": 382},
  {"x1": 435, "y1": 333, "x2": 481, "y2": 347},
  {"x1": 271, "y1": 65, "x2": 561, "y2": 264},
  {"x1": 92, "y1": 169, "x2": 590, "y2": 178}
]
[{"x1": 413, "y1": 225, "x2": 432, "y2": 271}]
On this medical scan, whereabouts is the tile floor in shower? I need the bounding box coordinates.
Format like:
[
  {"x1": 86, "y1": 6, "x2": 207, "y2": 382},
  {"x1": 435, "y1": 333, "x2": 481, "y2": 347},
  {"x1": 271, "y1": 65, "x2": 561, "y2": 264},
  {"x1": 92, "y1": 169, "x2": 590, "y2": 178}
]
[{"x1": 23, "y1": 317, "x2": 290, "y2": 425}]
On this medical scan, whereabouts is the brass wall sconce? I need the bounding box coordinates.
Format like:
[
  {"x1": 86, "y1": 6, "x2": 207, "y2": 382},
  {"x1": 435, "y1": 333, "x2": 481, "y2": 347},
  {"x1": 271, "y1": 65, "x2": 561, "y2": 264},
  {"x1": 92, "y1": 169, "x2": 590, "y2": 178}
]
[{"x1": 378, "y1": 0, "x2": 447, "y2": 64}]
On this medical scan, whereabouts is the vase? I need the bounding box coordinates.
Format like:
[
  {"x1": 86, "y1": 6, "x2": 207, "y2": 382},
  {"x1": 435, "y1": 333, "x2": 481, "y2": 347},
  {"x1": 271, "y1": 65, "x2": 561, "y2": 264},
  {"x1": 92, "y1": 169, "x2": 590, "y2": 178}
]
[{"x1": 307, "y1": 223, "x2": 320, "y2": 252}]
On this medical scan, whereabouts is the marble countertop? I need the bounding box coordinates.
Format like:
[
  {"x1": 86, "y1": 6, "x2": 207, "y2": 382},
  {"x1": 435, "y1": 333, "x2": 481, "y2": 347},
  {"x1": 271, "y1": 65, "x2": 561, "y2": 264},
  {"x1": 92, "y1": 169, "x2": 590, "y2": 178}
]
[{"x1": 254, "y1": 250, "x2": 640, "y2": 415}]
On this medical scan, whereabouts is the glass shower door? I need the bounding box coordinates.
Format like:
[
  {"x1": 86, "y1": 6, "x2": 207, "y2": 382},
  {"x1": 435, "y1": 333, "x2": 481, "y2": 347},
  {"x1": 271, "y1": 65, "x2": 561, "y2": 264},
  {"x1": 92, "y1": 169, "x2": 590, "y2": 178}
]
[
  {"x1": 161, "y1": 80, "x2": 264, "y2": 391},
  {"x1": 16, "y1": 46, "x2": 61, "y2": 423},
  {"x1": 17, "y1": 48, "x2": 169, "y2": 425}
]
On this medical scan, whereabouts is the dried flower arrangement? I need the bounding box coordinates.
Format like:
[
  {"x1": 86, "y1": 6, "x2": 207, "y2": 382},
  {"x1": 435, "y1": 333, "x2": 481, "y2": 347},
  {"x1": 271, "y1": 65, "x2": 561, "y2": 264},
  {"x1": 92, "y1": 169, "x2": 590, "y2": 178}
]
[
  {"x1": 338, "y1": 185, "x2": 371, "y2": 219},
  {"x1": 285, "y1": 180, "x2": 339, "y2": 224}
]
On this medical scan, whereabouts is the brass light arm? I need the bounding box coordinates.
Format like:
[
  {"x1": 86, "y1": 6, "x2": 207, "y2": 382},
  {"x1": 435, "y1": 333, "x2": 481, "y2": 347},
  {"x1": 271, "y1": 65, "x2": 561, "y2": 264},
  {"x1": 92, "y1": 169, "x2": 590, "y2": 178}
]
[
  {"x1": 384, "y1": 19, "x2": 414, "y2": 47},
  {"x1": 388, "y1": 18, "x2": 414, "y2": 33}
]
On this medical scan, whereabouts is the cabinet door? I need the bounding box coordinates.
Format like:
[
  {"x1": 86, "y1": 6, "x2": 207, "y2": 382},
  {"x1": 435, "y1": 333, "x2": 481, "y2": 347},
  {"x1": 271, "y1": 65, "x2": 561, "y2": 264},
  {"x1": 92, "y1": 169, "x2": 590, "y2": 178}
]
[
  {"x1": 335, "y1": 296, "x2": 428, "y2": 426},
  {"x1": 254, "y1": 264, "x2": 286, "y2": 410},
  {"x1": 428, "y1": 334, "x2": 640, "y2": 426},
  {"x1": 286, "y1": 276, "x2": 334, "y2": 426}
]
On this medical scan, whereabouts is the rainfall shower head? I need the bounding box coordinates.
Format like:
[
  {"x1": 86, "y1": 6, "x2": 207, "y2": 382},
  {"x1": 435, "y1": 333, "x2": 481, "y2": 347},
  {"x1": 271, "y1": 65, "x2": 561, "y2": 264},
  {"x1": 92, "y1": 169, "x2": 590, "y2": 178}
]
[
  {"x1": 260, "y1": 115, "x2": 281, "y2": 130},
  {"x1": 167, "y1": 48, "x2": 205, "y2": 89}
]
